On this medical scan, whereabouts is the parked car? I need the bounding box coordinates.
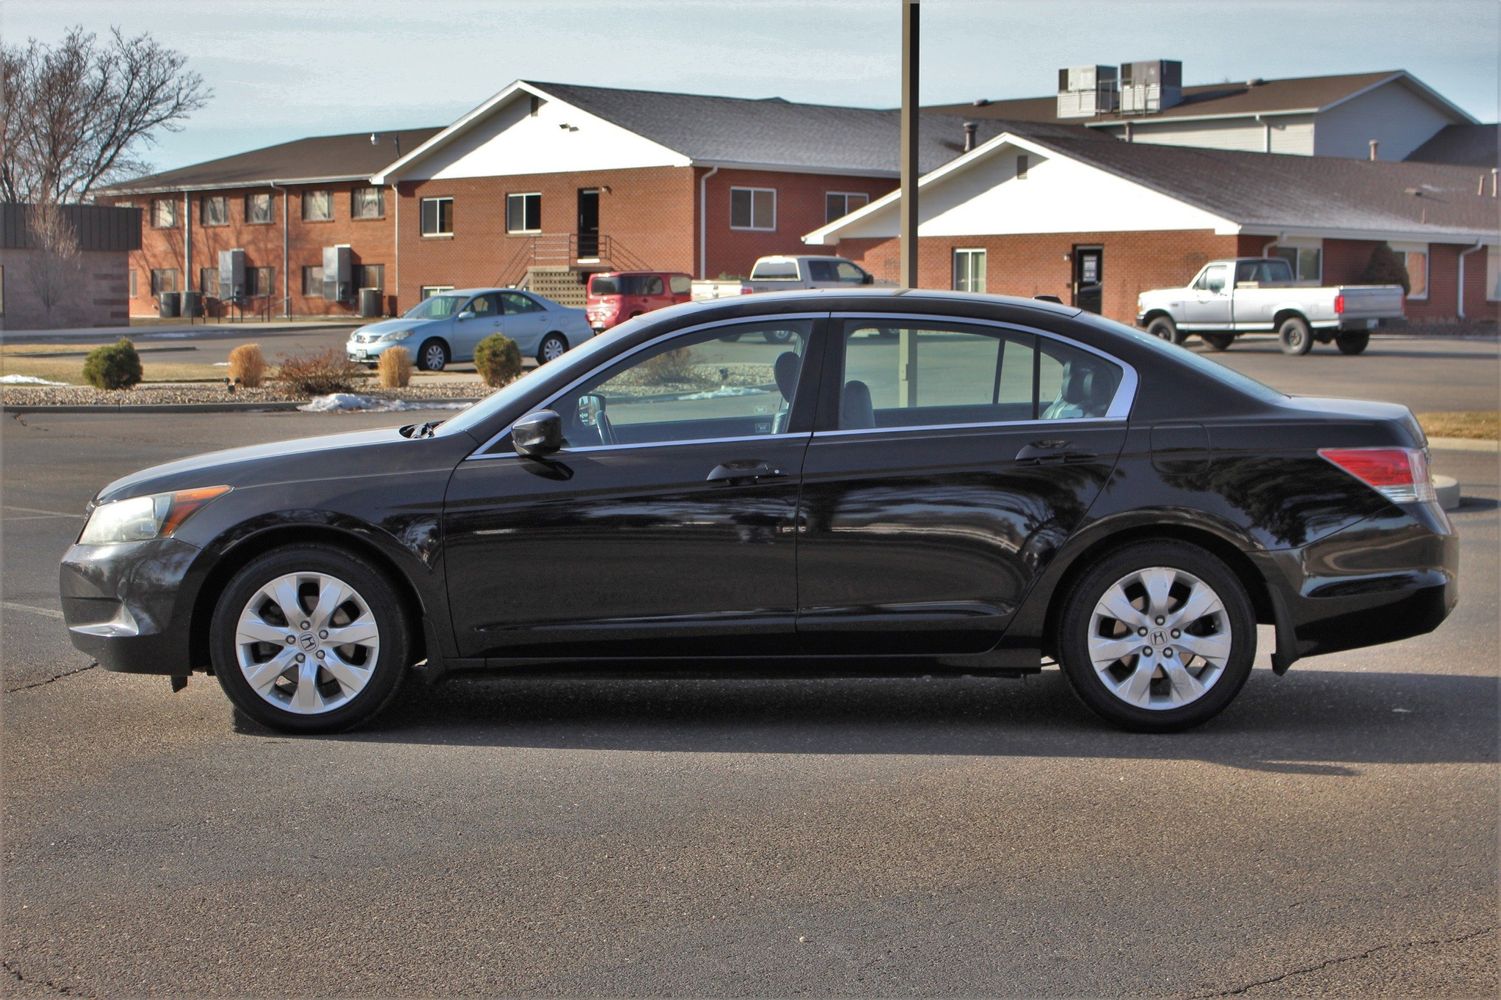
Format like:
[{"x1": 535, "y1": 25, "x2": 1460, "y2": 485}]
[
  {"x1": 1136, "y1": 258, "x2": 1405, "y2": 355},
  {"x1": 346, "y1": 288, "x2": 593, "y2": 370},
  {"x1": 586, "y1": 271, "x2": 693, "y2": 332},
  {"x1": 62, "y1": 289, "x2": 1455, "y2": 735},
  {"x1": 691, "y1": 254, "x2": 882, "y2": 300}
]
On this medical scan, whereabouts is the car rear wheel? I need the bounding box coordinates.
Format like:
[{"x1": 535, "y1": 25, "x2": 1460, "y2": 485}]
[
  {"x1": 1278, "y1": 316, "x2": 1313, "y2": 355},
  {"x1": 209, "y1": 545, "x2": 409, "y2": 734},
  {"x1": 417, "y1": 338, "x2": 449, "y2": 371},
  {"x1": 537, "y1": 333, "x2": 568, "y2": 364},
  {"x1": 762, "y1": 329, "x2": 795, "y2": 345},
  {"x1": 1057, "y1": 541, "x2": 1255, "y2": 732},
  {"x1": 1336, "y1": 331, "x2": 1370, "y2": 355},
  {"x1": 1200, "y1": 333, "x2": 1235, "y2": 352},
  {"x1": 1147, "y1": 316, "x2": 1185, "y2": 345}
]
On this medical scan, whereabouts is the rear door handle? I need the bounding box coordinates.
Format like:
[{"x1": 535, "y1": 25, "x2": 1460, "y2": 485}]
[
  {"x1": 1015, "y1": 440, "x2": 1095, "y2": 464},
  {"x1": 706, "y1": 461, "x2": 785, "y2": 484}
]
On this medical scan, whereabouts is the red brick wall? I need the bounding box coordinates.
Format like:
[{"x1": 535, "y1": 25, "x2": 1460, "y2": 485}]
[
  {"x1": 1324, "y1": 238, "x2": 1491, "y2": 323},
  {"x1": 106, "y1": 182, "x2": 398, "y2": 318},
  {"x1": 698, "y1": 169, "x2": 896, "y2": 279},
  {"x1": 837, "y1": 230, "x2": 1240, "y2": 323}
]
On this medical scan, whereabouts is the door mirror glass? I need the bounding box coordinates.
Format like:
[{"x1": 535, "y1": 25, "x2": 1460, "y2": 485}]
[
  {"x1": 457, "y1": 309, "x2": 475, "y2": 320},
  {"x1": 512, "y1": 409, "x2": 563, "y2": 457},
  {"x1": 576, "y1": 393, "x2": 606, "y2": 428}
]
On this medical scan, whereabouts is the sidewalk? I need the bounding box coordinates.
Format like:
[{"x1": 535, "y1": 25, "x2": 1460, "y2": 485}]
[{"x1": 0, "y1": 319, "x2": 359, "y2": 344}]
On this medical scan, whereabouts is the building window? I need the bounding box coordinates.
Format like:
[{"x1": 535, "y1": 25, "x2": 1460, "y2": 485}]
[
  {"x1": 825, "y1": 192, "x2": 869, "y2": 223},
  {"x1": 1273, "y1": 245, "x2": 1322, "y2": 282},
  {"x1": 150, "y1": 268, "x2": 180, "y2": 294},
  {"x1": 128, "y1": 269, "x2": 137, "y2": 299},
  {"x1": 506, "y1": 193, "x2": 541, "y2": 234},
  {"x1": 200, "y1": 267, "x2": 219, "y2": 295},
  {"x1": 351, "y1": 187, "x2": 385, "y2": 220},
  {"x1": 1393, "y1": 245, "x2": 1429, "y2": 299},
  {"x1": 302, "y1": 190, "x2": 333, "y2": 222},
  {"x1": 730, "y1": 187, "x2": 776, "y2": 231},
  {"x1": 245, "y1": 193, "x2": 274, "y2": 224},
  {"x1": 953, "y1": 248, "x2": 987, "y2": 293},
  {"x1": 247, "y1": 266, "x2": 274, "y2": 297},
  {"x1": 151, "y1": 199, "x2": 178, "y2": 228},
  {"x1": 302, "y1": 265, "x2": 324, "y2": 298},
  {"x1": 1487, "y1": 249, "x2": 1500, "y2": 302},
  {"x1": 356, "y1": 263, "x2": 384, "y2": 290},
  {"x1": 420, "y1": 285, "x2": 454, "y2": 300},
  {"x1": 1016, "y1": 154, "x2": 1029, "y2": 180},
  {"x1": 421, "y1": 197, "x2": 454, "y2": 236},
  {"x1": 200, "y1": 196, "x2": 229, "y2": 227}
]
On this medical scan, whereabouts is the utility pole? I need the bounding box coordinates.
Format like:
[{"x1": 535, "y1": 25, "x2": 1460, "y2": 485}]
[{"x1": 899, "y1": 0, "x2": 919, "y2": 289}]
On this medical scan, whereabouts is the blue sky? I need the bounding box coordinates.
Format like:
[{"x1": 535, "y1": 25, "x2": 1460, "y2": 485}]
[{"x1": 6, "y1": 0, "x2": 1498, "y2": 175}]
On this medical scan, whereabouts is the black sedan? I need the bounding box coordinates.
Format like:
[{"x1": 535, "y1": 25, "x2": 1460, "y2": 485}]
[{"x1": 59, "y1": 290, "x2": 1457, "y2": 733}]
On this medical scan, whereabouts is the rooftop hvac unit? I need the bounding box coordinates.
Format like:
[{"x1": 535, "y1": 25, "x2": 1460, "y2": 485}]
[
  {"x1": 1119, "y1": 59, "x2": 1183, "y2": 114},
  {"x1": 323, "y1": 245, "x2": 353, "y2": 303},
  {"x1": 218, "y1": 248, "x2": 246, "y2": 303},
  {"x1": 1056, "y1": 64, "x2": 1118, "y2": 119}
]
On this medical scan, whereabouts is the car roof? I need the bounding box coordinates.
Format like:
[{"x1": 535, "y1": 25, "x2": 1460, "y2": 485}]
[
  {"x1": 589, "y1": 270, "x2": 689, "y2": 278},
  {"x1": 677, "y1": 286, "x2": 1084, "y2": 317},
  {"x1": 441, "y1": 287, "x2": 531, "y2": 297}
]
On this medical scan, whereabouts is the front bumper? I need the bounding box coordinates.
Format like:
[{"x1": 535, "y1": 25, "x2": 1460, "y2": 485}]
[
  {"x1": 346, "y1": 338, "x2": 408, "y2": 363},
  {"x1": 59, "y1": 537, "x2": 202, "y2": 674}
]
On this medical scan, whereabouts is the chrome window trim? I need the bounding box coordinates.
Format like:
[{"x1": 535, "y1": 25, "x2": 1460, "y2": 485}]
[
  {"x1": 813, "y1": 417, "x2": 1124, "y2": 441},
  {"x1": 830, "y1": 311, "x2": 1139, "y2": 422},
  {"x1": 465, "y1": 313, "x2": 827, "y2": 460},
  {"x1": 467, "y1": 431, "x2": 812, "y2": 463}
]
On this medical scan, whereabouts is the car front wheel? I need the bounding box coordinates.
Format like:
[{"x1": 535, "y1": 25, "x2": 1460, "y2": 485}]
[
  {"x1": 1147, "y1": 316, "x2": 1185, "y2": 345},
  {"x1": 209, "y1": 545, "x2": 410, "y2": 733},
  {"x1": 537, "y1": 333, "x2": 568, "y2": 365},
  {"x1": 1057, "y1": 541, "x2": 1255, "y2": 731},
  {"x1": 417, "y1": 338, "x2": 449, "y2": 371}
]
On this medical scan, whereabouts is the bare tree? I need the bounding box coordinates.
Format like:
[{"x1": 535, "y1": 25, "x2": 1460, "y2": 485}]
[
  {"x1": 1, "y1": 26, "x2": 210, "y2": 203},
  {"x1": 24, "y1": 202, "x2": 83, "y2": 321}
]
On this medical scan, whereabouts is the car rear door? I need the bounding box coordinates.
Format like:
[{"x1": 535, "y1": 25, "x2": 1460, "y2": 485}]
[
  {"x1": 499, "y1": 291, "x2": 549, "y2": 353},
  {"x1": 442, "y1": 315, "x2": 825, "y2": 660},
  {"x1": 795, "y1": 315, "x2": 1131, "y2": 654}
]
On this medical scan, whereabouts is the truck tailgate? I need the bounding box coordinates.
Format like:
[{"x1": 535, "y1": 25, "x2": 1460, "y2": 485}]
[{"x1": 1336, "y1": 284, "x2": 1405, "y2": 320}]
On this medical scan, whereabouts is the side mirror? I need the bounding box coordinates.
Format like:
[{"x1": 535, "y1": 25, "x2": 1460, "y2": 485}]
[
  {"x1": 512, "y1": 410, "x2": 563, "y2": 458},
  {"x1": 861, "y1": 271, "x2": 874, "y2": 285},
  {"x1": 457, "y1": 309, "x2": 475, "y2": 320}
]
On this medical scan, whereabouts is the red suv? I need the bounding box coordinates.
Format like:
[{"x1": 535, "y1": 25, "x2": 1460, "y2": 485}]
[{"x1": 586, "y1": 271, "x2": 693, "y2": 332}]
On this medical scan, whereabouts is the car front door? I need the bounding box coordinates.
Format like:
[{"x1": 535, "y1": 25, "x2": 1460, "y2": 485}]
[
  {"x1": 442, "y1": 316, "x2": 824, "y2": 660},
  {"x1": 451, "y1": 292, "x2": 503, "y2": 360},
  {"x1": 796, "y1": 316, "x2": 1130, "y2": 655},
  {"x1": 1182, "y1": 264, "x2": 1231, "y2": 328}
]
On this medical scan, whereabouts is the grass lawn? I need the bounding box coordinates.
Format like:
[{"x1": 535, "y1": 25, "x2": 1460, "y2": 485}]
[
  {"x1": 1416, "y1": 411, "x2": 1501, "y2": 441},
  {"x1": 0, "y1": 344, "x2": 233, "y2": 384}
]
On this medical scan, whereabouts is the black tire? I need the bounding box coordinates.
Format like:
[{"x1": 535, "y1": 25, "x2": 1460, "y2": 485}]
[
  {"x1": 1056, "y1": 540, "x2": 1255, "y2": 732},
  {"x1": 716, "y1": 332, "x2": 743, "y2": 342},
  {"x1": 537, "y1": 333, "x2": 568, "y2": 365},
  {"x1": 1336, "y1": 331, "x2": 1370, "y2": 355},
  {"x1": 1277, "y1": 316, "x2": 1313, "y2": 355},
  {"x1": 1147, "y1": 316, "x2": 1185, "y2": 346},
  {"x1": 209, "y1": 544, "x2": 410, "y2": 734},
  {"x1": 1200, "y1": 333, "x2": 1235, "y2": 352},
  {"x1": 762, "y1": 328, "x2": 795, "y2": 345},
  {"x1": 416, "y1": 338, "x2": 449, "y2": 371}
]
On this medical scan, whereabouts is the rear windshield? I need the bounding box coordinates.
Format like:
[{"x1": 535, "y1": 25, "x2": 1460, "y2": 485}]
[
  {"x1": 750, "y1": 260, "x2": 799, "y2": 280},
  {"x1": 589, "y1": 275, "x2": 619, "y2": 296}
]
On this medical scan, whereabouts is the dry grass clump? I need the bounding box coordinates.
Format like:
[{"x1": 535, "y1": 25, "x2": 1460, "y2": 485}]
[
  {"x1": 638, "y1": 346, "x2": 697, "y2": 384},
  {"x1": 274, "y1": 348, "x2": 362, "y2": 396},
  {"x1": 377, "y1": 346, "x2": 413, "y2": 388},
  {"x1": 227, "y1": 343, "x2": 266, "y2": 387}
]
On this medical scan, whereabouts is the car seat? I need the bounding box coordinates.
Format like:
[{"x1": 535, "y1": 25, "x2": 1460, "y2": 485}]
[
  {"x1": 841, "y1": 380, "x2": 875, "y2": 429},
  {"x1": 772, "y1": 351, "x2": 800, "y2": 433}
]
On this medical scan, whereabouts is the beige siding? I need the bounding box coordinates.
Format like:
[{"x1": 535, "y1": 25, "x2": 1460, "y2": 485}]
[
  {"x1": 1314, "y1": 81, "x2": 1461, "y2": 159},
  {"x1": 1112, "y1": 117, "x2": 1313, "y2": 154}
]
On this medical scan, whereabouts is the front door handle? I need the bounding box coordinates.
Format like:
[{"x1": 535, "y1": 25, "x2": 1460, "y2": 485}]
[
  {"x1": 706, "y1": 461, "x2": 785, "y2": 484},
  {"x1": 1015, "y1": 440, "x2": 1095, "y2": 464}
]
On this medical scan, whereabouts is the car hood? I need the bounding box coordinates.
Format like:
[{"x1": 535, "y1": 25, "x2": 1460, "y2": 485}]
[
  {"x1": 352, "y1": 318, "x2": 427, "y2": 338},
  {"x1": 94, "y1": 426, "x2": 466, "y2": 504}
]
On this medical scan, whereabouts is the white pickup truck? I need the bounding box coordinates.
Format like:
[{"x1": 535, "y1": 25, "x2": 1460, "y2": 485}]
[
  {"x1": 1136, "y1": 258, "x2": 1405, "y2": 356},
  {"x1": 691, "y1": 255, "x2": 881, "y2": 300}
]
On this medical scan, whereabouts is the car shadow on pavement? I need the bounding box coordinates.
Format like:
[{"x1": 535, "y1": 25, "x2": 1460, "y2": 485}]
[{"x1": 245, "y1": 667, "x2": 1501, "y2": 772}]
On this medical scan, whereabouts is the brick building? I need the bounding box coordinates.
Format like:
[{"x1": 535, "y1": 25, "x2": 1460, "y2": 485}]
[
  {"x1": 0, "y1": 203, "x2": 140, "y2": 330},
  {"x1": 805, "y1": 131, "x2": 1500, "y2": 324}
]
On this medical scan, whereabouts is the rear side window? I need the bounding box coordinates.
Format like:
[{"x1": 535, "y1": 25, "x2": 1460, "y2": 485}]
[
  {"x1": 624, "y1": 274, "x2": 664, "y2": 295},
  {"x1": 834, "y1": 321, "x2": 1124, "y2": 430}
]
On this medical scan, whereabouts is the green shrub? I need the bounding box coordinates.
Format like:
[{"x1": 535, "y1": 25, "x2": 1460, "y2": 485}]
[
  {"x1": 82, "y1": 338, "x2": 143, "y2": 390},
  {"x1": 1359, "y1": 242, "x2": 1411, "y2": 295},
  {"x1": 474, "y1": 334, "x2": 522, "y2": 388},
  {"x1": 274, "y1": 348, "x2": 362, "y2": 396}
]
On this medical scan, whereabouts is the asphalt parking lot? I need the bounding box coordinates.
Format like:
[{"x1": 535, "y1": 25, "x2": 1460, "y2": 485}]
[{"x1": 2, "y1": 344, "x2": 1497, "y2": 996}]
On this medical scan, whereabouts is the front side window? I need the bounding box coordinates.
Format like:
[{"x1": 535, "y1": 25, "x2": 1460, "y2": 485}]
[
  {"x1": 1195, "y1": 265, "x2": 1228, "y2": 294},
  {"x1": 730, "y1": 187, "x2": 776, "y2": 231},
  {"x1": 200, "y1": 196, "x2": 229, "y2": 227},
  {"x1": 553, "y1": 320, "x2": 814, "y2": 448},
  {"x1": 825, "y1": 191, "x2": 869, "y2": 223},
  {"x1": 151, "y1": 199, "x2": 177, "y2": 228},
  {"x1": 506, "y1": 193, "x2": 541, "y2": 233},
  {"x1": 302, "y1": 265, "x2": 324, "y2": 297},
  {"x1": 953, "y1": 249, "x2": 987, "y2": 293},
  {"x1": 406, "y1": 292, "x2": 463, "y2": 317},
  {"x1": 421, "y1": 197, "x2": 454, "y2": 236},
  {"x1": 351, "y1": 187, "x2": 384, "y2": 220},
  {"x1": 302, "y1": 190, "x2": 333, "y2": 222},
  {"x1": 833, "y1": 321, "x2": 1123, "y2": 431},
  {"x1": 246, "y1": 192, "x2": 274, "y2": 224}
]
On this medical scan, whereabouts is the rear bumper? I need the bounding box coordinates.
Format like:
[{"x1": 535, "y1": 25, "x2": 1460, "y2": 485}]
[
  {"x1": 1253, "y1": 502, "x2": 1457, "y2": 667},
  {"x1": 59, "y1": 537, "x2": 202, "y2": 675}
]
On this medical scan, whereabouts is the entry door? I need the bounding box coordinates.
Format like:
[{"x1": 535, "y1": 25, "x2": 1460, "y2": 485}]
[
  {"x1": 1072, "y1": 246, "x2": 1103, "y2": 313},
  {"x1": 796, "y1": 317, "x2": 1128, "y2": 655},
  {"x1": 577, "y1": 188, "x2": 600, "y2": 259},
  {"x1": 443, "y1": 317, "x2": 823, "y2": 660}
]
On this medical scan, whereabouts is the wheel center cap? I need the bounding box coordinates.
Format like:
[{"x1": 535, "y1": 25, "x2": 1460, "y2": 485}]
[
  {"x1": 298, "y1": 632, "x2": 318, "y2": 652},
  {"x1": 1152, "y1": 629, "x2": 1167, "y2": 646}
]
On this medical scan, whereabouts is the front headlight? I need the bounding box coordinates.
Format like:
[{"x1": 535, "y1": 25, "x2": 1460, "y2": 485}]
[
  {"x1": 79, "y1": 486, "x2": 231, "y2": 545},
  {"x1": 380, "y1": 330, "x2": 412, "y2": 342}
]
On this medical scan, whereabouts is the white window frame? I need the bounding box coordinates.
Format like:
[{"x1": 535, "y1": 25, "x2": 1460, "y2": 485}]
[
  {"x1": 505, "y1": 192, "x2": 541, "y2": 234},
  {"x1": 420, "y1": 285, "x2": 455, "y2": 300},
  {"x1": 1391, "y1": 242, "x2": 1430, "y2": 301},
  {"x1": 953, "y1": 248, "x2": 987, "y2": 294},
  {"x1": 730, "y1": 187, "x2": 777, "y2": 231},
  {"x1": 420, "y1": 197, "x2": 454, "y2": 237},
  {"x1": 824, "y1": 191, "x2": 869, "y2": 223},
  {"x1": 1487, "y1": 247, "x2": 1500, "y2": 303},
  {"x1": 1271, "y1": 238, "x2": 1322, "y2": 283}
]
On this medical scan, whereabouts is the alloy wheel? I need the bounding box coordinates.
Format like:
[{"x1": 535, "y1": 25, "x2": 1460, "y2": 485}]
[
  {"x1": 540, "y1": 335, "x2": 566, "y2": 362},
  {"x1": 234, "y1": 571, "x2": 381, "y2": 715}
]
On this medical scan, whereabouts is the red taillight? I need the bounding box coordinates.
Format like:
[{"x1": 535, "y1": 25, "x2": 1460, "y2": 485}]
[
  {"x1": 1319, "y1": 447, "x2": 1435, "y2": 503},
  {"x1": 740, "y1": 286, "x2": 754, "y2": 295},
  {"x1": 1334, "y1": 294, "x2": 1345, "y2": 314}
]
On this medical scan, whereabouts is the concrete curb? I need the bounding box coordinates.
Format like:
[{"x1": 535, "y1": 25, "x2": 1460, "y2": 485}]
[
  {"x1": 1427, "y1": 436, "x2": 1499, "y2": 453},
  {"x1": 2, "y1": 398, "x2": 483, "y2": 416}
]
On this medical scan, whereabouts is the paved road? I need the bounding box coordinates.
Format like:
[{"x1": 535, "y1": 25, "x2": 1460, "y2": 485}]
[{"x1": 2, "y1": 405, "x2": 1497, "y2": 996}]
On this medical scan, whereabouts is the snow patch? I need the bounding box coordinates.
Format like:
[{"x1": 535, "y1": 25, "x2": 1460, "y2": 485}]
[
  {"x1": 298, "y1": 393, "x2": 473, "y2": 413},
  {"x1": 0, "y1": 374, "x2": 68, "y2": 385}
]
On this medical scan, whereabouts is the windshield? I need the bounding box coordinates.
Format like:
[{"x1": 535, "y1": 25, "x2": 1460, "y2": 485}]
[{"x1": 402, "y1": 294, "x2": 465, "y2": 320}]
